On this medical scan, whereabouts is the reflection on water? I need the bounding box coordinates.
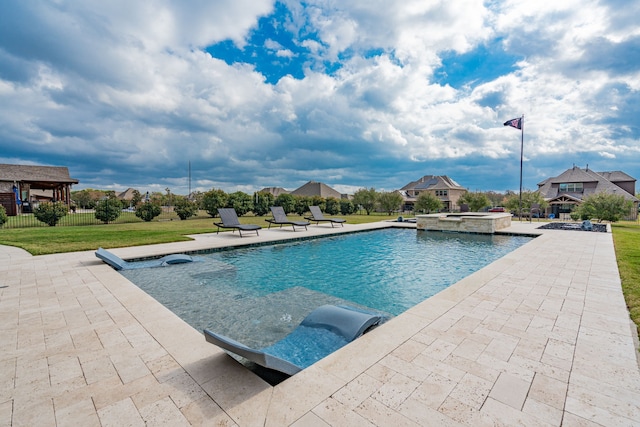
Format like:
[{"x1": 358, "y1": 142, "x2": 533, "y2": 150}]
[{"x1": 120, "y1": 229, "x2": 532, "y2": 347}]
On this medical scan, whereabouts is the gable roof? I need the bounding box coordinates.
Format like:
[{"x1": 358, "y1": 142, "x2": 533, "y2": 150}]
[
  {"x1": 400, "y1": 175, "x2": 466, "y2": 191},
  {"x1": 259, "y1": 187, "x2": 290, "y2": 197},
  {"x1": 117, "y1": 188, "x2": 138, "y2": 200},
  {"x1": 290, "y1": 181, "x2": 343, "y2": 199},
  {"x1": 596, "y1": 170, "x2": 636, "y2": 183},
  {"x1": 0, "y1": 164, "x2": 79, "y2": 186}
]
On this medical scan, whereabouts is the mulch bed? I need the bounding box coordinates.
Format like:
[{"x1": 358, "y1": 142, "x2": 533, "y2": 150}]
[{"x1": 537, "y1": 222, "x2": 608, "y2": 232}]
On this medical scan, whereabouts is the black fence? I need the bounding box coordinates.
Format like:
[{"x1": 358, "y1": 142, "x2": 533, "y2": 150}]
[{"x1": 1, "y1": 206, "x2": 208, "y2": 228}]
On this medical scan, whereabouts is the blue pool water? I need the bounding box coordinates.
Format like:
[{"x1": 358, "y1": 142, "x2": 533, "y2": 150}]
[{"x1": 121, "y1": 229, "x2": 531, "y2": 349}]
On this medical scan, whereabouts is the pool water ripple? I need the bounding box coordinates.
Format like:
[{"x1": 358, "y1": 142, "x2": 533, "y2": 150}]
[{"x1": 120, "y1": 228, "x2": 531, "y2": 347}]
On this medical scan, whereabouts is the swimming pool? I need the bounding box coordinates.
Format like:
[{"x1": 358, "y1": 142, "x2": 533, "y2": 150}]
[{"x1": 120, "y1": 228, "x2": 532, "y2": 350}]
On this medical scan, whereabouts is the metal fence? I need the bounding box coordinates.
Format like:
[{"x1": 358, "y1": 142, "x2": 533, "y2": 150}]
[{"x1": 1, "y1": 206, "x2": 207, "y2": 228}]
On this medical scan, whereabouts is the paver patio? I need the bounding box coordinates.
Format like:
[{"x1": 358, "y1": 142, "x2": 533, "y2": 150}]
[{"x1": 1, "y1": 221, "x2": 639, "y2": 426}]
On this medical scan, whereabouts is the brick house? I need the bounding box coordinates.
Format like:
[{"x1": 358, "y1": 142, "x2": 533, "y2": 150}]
[
  {"x1": 399, "y1": 175, "x2": 467, "y2": 212},
  {"x1": 537, "y1": 166, "x2": 638, "y2": 220}
]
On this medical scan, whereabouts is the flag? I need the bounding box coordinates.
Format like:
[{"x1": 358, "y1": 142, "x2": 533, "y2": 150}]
[
  {"x1": 12, "y1": 184, "x2": 21, "y2": 205},
  {"x1": 503, "y1": 117, "x2": 522, "y2": 129}
]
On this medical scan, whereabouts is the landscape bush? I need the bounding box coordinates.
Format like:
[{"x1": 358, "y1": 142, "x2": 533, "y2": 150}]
[
  {"x1": 135, "y1": 202, "x2": 162, "y2": 222},
  {"x1": 174, "y1": 197, "x2": 198, "y2": 220},
  {"x1": 94, "y1": 198, "x2": 121, "y2": 223},
  {"x1": 0, "y1": 205, "x2": 7, "y2": 226},
  {"x1": 34, "y1": 202, "x2": 68, "y2": 226}
]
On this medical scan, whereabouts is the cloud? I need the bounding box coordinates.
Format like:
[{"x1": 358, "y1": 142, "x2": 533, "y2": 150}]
[{"x1": 0, "y1": 0, "x2": 638, "y2": 196}]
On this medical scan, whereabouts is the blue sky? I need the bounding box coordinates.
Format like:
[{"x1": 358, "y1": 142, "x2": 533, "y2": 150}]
[{"x1": 1, "y1": 1, "x2": 639, "y2": 196}]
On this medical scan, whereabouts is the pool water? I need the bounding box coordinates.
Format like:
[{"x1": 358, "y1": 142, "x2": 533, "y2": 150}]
[{"x1": 120, "y1": 229, "x2": 531, "y2": 349}]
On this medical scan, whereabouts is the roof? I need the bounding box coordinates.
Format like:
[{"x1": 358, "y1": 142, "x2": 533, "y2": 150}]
[
  {"x1": 400, "y1": 175, "x2": 466, "y2": 191},
  {"x1": 259, "y1": 187, "x2": 290, "y2": 197},
  {"x1": 0, "y1": 164, "x2": 79, "y2": 185},
  {"x1": 538, "y1": 166, "x2": 639, "y2": 202},
  {"x1": 596, "y1": 170, "x2": 636, "y2": 183},
  {"x1": 290, "y1": 181, "x2": 343, "y2": 199},
  {"x1": 117, "y1": 188, "x2": 138, "y2": 200}
]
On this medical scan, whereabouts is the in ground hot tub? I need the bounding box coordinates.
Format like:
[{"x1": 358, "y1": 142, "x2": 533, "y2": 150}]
[{"x1": 416, "y1": 212, "x2": 512, "y2": 233}]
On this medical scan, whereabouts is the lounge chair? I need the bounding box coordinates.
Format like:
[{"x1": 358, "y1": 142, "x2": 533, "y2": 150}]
[
  {"x1": 214, "y1": 208, "x2": 262, "y2": 237},
  {"x1": 266, "y1": 206, "x2": 309, "y2": 231},
  {"x1": 95, "y1": 247, "x2": 193, "y2": 270},
  {"x1": 305, "y1": 206, "x2": 346, "y2": 227},
  {"x1": 203, "y1": 305, "x2": 385, "y2": 376}
]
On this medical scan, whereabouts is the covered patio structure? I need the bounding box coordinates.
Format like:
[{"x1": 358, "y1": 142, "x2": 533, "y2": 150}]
[{"x1": 0, "y1": 164, "x2": 79, "y2": 215}]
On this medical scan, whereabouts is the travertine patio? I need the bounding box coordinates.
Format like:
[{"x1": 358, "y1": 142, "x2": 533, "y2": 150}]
[{"x1": 1, "y1": 221, "x2": 639, "y2": 426}]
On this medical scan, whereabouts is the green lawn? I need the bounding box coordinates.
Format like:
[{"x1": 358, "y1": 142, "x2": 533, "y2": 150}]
[
  {"x1": 0, "y1": 212, "x2": 400, "y2": 255},
  {"x1": 612, "y1": 222, "x2": 640, "y2": 337}
]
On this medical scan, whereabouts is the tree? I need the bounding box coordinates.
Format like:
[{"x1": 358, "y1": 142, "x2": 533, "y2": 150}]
[
  {"x1": 202, "y1": 189, "x2": 228, "y2": 217},
  {"x1": 414, "y1": 192, "x2": 443, "y2": 213},
  {"x1": 458, "y1": 191, "x2": 490, "y2": 212},
  {"x1": 503, "y1": 190, "x2": 547, "y2": 217},
  {"x1": 377, "y1": 191, "x2": 404, "y2": 215},
  {"x1": 174, "y1": 197, "x2": 198, "y2": 220},
  {"x1": 34, "y1": 202, "x2": 68, "y2": 226},
  {"x1": 352, "y1": 188, "x2": 377, "y2": 215},
  {"x1": 325, "y1": 197, "x2": 340, "y2": 215},
  {"x1": 135, "y1": 202, "x2": 162, "y2": 222},
  {"x1": 227, "y1": 191, "x2": 253, "y2": 216},
  {"x1": 294, "y1": 196, "x2": 312, "y2": 215},
  {"x1": 340, "y1": 199, "x2": 355, "y2": 215},
  {"x1": 253, "y1": 192, "x2": 274, "y2": 216},
  {"x1": 95, "y1": 198, "x2": 121, "y2": 223},
  {"x1": 274, "y1": 193, "x2": 296, "y2": 214},
  {"x1": 71, "y1": 189, "x2": 95, "y2": 209},
  {"x1": 131, "y1": 189, "x2": 142, "y2": 207},
  {"x1": 571, "y1": 192, "x2": 632, "y2": 222}
]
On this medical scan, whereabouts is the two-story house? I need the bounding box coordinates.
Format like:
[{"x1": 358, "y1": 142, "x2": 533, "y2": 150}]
[{"x1": 537, "y1": 166, "x2": 638, "y2": 220}]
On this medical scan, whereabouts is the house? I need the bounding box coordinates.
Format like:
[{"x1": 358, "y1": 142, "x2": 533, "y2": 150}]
[
  {"x1": 117, "y1": 188, "x2": 139, "y2": 201},
  {"x1": 258, "y1": 187, "x2": 290, "y2": 197},
  {"x1": 537, "y1": 166, "x2": 638, "y2": 219},
  {"x1": 0, "y1": 164, "x2": 78, "y2": 215},
  {"x1": 290, "y1": 181, "x2": 347, "y2": 199},
  {"x1": 399, "y1": 175, "x2": 467, "y2": 211}
]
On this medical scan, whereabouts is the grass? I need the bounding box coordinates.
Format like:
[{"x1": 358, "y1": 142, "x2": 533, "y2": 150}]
[
  {"x1": 611, "y1": 221, "x2": 640, "y2": 337},
  {"x1": 0, "y1": 212, "x2": 400, "y2": 255}
]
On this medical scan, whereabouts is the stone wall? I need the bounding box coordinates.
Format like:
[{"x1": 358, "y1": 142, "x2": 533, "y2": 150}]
[{"x1": 416, "y1": 212, "x2": 512, "y2": 234}]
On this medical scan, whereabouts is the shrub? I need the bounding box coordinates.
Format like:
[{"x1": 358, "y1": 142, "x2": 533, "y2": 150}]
[
  {"x1": 34, "y1": 202, "x2": 68, "y2": 226},
  {"x1": 572, "y1": 192, "x2": 632, "y2": 222},
  {"x1": 135, "y1": 202, "x2": 162, "y2": 222},
  {"x1": 94, "y1": 198, "x2": 122, "y2": 223},
  {"x1": 0, "y1": 205, "x2": 7, "y2": 226},
  {"x1": 174, "y1": 197, "x2": 198, "y2": 220}
]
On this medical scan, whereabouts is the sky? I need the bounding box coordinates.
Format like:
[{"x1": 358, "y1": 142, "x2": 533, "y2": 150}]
[{"x1": 1, "y1": 1, "x2": 639, "y2": 196}]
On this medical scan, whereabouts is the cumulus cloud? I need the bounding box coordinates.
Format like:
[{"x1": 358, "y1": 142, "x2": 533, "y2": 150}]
[{"x1": 0, "y1": 0, "x2": 638, "y2": 194}]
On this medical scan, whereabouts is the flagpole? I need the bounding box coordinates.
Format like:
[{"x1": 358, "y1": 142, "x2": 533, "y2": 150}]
[{"x1": 519, "y1": 114, "x2": 524, "y2": 222}]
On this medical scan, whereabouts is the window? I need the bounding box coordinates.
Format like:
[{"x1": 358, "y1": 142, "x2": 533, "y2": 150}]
[
  {"x1": 559, "y1": 183, "x2": 583, "y2": 193},
  {"x1": 435, "y1": 190, "x2": 448, "y2": 197}
]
